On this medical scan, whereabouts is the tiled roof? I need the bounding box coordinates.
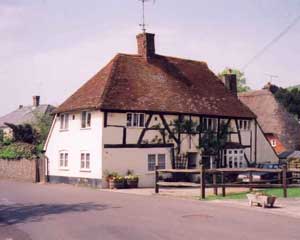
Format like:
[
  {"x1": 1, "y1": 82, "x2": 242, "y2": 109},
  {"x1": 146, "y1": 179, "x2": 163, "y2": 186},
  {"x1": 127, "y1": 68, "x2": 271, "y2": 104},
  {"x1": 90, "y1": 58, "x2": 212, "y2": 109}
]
[
  {"x1": 0, "y1": 105, "x2": 55, "y2": 128},
  {"x1": 55, "y1": 53, "x2": 255, "y2": 119}
]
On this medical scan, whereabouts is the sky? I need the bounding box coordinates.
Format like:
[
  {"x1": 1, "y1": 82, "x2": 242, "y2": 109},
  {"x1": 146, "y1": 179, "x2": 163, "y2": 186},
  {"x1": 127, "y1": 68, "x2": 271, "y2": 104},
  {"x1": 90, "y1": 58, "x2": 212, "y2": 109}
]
[{"x1": 1, "y1": 0, "x2": 300, "y2": 116}]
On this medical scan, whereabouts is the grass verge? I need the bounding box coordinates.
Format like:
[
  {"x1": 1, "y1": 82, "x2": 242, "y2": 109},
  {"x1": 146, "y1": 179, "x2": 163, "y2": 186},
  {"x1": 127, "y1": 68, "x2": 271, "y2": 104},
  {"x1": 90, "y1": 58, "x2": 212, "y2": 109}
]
[{"x1": 202, "y1": 188, "x2": 300, "y2": 201}]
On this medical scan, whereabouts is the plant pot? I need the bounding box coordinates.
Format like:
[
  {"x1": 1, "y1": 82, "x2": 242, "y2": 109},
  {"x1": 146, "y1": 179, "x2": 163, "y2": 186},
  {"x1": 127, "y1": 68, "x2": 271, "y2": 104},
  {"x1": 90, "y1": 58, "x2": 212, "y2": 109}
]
[
  {"x1": 126, "y1": 179, "x2": 139, "y2": 188},
  {"x1": 108, "y1": 179, "x2": 125, "y2": 189}
]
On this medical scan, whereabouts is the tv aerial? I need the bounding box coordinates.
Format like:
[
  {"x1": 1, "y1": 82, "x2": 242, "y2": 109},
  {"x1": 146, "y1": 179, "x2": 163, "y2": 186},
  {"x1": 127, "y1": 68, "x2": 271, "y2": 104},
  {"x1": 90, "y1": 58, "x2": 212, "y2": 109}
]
[{"x1": 138, "y1": 0, "x2": 155, "y2": 33}]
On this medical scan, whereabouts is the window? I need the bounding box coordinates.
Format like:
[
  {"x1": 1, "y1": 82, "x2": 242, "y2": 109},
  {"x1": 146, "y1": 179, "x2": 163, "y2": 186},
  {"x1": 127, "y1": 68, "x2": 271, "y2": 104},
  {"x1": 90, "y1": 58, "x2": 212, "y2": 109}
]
[
  {"x1": 60, "y1": 114, "x2": 69, "y2": 130},
  {"x1": 59, "y1": 151, "x2": 68, "y2": 169},
  {"x1": 158, "y1": 154, "x2": 166, "y2": 169},
  {"x1": 81, "y1": 111, "x2": 91, "y2": 129},
  {"x1": 238, "y1": 120, "x2": 250, "y2": 131},
  {"x1": 270, "y1": 139, "x2": 277, "y2": 147},
  {"x1": 202, "y1": 118, "x2": 217, "y2": 131},
  {"x1": 126, "y1": 113, "x2": 145, "y2": 128},
  {"x1": 80, "y1": 152, "x2": 90, "y2": 170},
  {"x1": 147, "y1": 154, "x2": 166, "y2": 171},
  {"x1": 148, "y1": 154, "x2": 156, "y2": 171},
  {"x1": 223, "y1": 149, "x2": 245, "y2": 168}
]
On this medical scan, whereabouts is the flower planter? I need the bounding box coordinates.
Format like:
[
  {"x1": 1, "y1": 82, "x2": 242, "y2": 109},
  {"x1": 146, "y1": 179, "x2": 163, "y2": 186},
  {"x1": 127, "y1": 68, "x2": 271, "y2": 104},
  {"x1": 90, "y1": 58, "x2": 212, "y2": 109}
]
[
  {"x1": 108, "y1": 179, "x2": 125, "y2": 189},
  {"x1": 126, "y1": 179, "x2": 139, "y2": 188}
]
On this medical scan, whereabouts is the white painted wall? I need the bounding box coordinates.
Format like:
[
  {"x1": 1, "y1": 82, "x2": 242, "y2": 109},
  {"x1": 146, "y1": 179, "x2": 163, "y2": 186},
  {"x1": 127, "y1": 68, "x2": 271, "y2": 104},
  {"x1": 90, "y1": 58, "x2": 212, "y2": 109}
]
[
  {"x1": 45, "y1": 111, "x2": 103, "y2": 180},
  {"x1": 103, "y1": 147, "x2": 172, "y2": 188}
]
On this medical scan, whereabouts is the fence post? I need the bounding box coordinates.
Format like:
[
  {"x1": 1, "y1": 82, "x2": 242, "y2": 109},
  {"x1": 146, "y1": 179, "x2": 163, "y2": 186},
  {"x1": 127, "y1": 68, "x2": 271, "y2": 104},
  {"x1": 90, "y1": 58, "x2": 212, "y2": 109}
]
[
  {"x1": 282, "y1": 164, "x2": 287, "y2": 198},
  {"x1": 221, "y1": 171, "x2": 226, "y2": 197},
  {"x1": 155, "y1": 165, "x2": 159, "y2": 194},
  {"x1": 278, "y1": 171, "x2": 281, "y2": 184},
  {"x1": 249, "y1": 171, "x2": 253, "y2": 192},
  {"x1": 200, "y1": 164, "x2": 205, "y2": 199},
  {"x1": 213, "y1": 172, "x2": 218, "y2": 195}
]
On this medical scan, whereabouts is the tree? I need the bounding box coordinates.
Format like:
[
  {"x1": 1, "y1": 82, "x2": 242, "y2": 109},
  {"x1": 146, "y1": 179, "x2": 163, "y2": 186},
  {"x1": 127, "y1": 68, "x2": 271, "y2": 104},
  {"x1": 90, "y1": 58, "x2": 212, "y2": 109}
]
[
  {"x1": 32, "y1": 112, "x2": 53, "y2": 145},
  {"x1": 218, "y1": 68, "x2": 251, "y2": 93},
  {"x1": 274, "y1": 87, "x2": 300, "y2": 120},
  {"x1": 4, "y1": 123, "x2": 37, "y2": 144}
]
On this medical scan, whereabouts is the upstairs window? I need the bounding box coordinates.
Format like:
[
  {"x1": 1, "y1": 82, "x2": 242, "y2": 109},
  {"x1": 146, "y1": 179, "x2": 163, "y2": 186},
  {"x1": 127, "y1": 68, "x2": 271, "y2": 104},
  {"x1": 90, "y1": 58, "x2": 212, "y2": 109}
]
[
  {"x1": 81, "y1": 111, "x2": 92, "y2": 129},
  {"x1": 127, "y1": 113, "x2": 145, "y2": 128},
  {"x1": 60, "y1": 114, "x2": 69, "y2": 130},
  {"x1": 59, "y1": 151, "x2": 68, "y2": 169},
  {"x1": 80, "y1": 152, "x2": 91, "y2": 170},
  {"x1": 202, "y1": 118, "x2": 217, "y2": 131},
  {"x1": 238, "y1": 120, "x2": 250, "y2": 131}
]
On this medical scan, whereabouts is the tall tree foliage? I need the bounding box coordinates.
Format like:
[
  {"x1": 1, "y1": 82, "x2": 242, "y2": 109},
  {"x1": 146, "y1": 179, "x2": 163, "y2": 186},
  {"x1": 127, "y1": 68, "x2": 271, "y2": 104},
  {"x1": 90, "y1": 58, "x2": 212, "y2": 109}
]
[
  {"x1": 218, "y1": 68, "x2": 251, "y2": 93},
  {"x1": 4, "y1": 123, "x2": 37, "y2": 144},
  {"x1": 274, "y1": 87, "x2": 300, "y2": 120}
]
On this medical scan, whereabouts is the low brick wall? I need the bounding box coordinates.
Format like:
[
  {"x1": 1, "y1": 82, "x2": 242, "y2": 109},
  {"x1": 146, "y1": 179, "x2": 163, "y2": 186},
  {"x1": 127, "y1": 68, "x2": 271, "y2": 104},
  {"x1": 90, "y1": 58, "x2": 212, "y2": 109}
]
[{"x1": 0, "y1": 158, "x2": 37, "y2": 182}]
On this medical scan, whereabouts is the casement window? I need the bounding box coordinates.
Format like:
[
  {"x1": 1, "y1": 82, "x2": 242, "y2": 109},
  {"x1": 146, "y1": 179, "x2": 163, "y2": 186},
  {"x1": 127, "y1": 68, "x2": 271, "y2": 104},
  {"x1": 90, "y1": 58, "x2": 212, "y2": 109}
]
[
  {"x1": 202, "y1": 118, "x2": 217, "y2": 131},
  {"x1": 126, "y1": 113, "x2": 145, "y2": 128},
  {"x1": 238, "y1": 120, "x2": 250, "y2": 131},
  {"x1": 80, "y1": 152, "x2": 90, "y2": 170},
  {"x1": 223, "y1": 149, "x2": 245, "y2": 168},
  {"x1": 270, "y1": 139, "x2": 277, "y2": 147},
  {"x1": 147, "y1": 154, "x2": 166, "y2": 171},
  {"x1": 81, "y1": 111, "x2": 92, "y2": 129},
  {"x1": 60, "y1": 114, "x2": 69, "y2": 130},
  {"x1": 59, "y1": 151, "x2": 69, "y2": 169}
]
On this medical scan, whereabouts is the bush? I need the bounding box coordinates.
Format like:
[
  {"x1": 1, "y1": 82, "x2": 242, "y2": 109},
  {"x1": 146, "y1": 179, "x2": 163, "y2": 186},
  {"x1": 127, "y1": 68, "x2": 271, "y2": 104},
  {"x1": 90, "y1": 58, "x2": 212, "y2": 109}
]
[{"x1": 0, "y1": 142, "x2": 36, "y2": 159}]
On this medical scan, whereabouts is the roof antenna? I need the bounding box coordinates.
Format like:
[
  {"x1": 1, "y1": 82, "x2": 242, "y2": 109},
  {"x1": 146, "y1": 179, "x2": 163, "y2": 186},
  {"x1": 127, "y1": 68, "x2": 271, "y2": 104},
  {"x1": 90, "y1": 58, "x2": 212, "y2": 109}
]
[
  {"x1": 265, "y1": 73, "x2": 279, "y2": 83},
  {"x1": 139, "y1": 0, "x2": 155, "y2": 33}
]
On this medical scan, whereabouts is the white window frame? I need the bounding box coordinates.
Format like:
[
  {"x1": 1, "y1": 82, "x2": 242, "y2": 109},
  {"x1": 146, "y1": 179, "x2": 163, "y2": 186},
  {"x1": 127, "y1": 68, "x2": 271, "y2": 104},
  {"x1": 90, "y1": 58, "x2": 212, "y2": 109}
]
[
  {"x1": 238, "y1": 120, "x2": 250, "y2": 131},
  {"x1": 81, "y1": 111, "x2": 92, "y2": 129},
  {"x1": 223, "y1": 149, "x2": 245, "y2": 169},
  {"x1": 126, "y1": 113, "x2": 145, "y2": 128},
  {"x1": 60, "y1": 114, "x2": 69, "y2": 130},
  {"x1": 270, "y1": 139, "x2": 277, "y2": 147},
  {"x1": 147, "y1": 153, "x2": 166, "y2": 172},
  {"x1": 80, "y1": 152, "x2": 91, "y2": 171},
  {"x1": 202, "y1": 117, "x2": 217, "y2": 131},
  {"x1": 59, "y1": 151, "x2": 69, "y2": 170}
]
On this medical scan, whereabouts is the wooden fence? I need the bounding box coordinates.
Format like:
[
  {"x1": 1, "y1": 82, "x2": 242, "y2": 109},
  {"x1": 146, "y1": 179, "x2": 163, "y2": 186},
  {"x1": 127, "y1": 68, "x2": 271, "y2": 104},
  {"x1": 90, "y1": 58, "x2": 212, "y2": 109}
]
[{"x1": 155, "y1": 165, "x2": 300, "y2": 199}]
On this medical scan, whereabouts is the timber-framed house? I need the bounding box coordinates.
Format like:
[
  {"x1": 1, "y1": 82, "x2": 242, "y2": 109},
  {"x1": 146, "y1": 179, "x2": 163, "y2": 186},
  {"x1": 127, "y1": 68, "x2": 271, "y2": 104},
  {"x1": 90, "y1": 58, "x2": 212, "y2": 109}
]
[{"x1": 45, "y1": 32, "x2": 278, "y2": 187}]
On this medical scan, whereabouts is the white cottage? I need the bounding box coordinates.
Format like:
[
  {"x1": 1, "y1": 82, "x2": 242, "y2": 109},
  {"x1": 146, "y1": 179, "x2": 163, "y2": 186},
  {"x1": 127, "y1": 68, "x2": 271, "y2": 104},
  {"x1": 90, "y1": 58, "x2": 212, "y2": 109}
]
[{"x1": 44, "y1": 32, "x2": 278, "y2": 187}]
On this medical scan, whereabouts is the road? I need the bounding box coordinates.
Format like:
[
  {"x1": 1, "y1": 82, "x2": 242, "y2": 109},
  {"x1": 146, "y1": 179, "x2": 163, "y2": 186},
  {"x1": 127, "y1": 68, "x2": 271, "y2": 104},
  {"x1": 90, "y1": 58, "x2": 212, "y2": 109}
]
[{"x1": 0, "y1": 180, "x2": 299, "y2": 240}]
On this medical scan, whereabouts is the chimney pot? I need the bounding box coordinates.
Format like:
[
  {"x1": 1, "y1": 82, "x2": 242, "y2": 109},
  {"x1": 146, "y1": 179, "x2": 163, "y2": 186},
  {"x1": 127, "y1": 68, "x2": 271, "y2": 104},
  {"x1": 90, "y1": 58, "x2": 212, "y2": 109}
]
[
  {"x1": 19, "y1": 105, "x2": 23, "y2": 109},
  {"x1": 136, "y1": 33, "x2": 155, "y2": 59},
  {"x1": 223, "y1": 74, "x2": 237, "y2": 96},
  {"x1": 33, "y1": 96, "x2": 40, "y2": 107}
]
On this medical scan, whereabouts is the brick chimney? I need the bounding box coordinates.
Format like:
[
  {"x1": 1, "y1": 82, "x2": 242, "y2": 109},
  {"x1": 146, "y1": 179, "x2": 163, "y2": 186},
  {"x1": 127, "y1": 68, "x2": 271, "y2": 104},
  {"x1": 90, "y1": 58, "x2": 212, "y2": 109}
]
[
  {"x1": 33, "y1": 96, "x2": 40, "y2": 107},
  {"x1": 136, "y1": 33, "x2": 155, "y2": 59},
  {"x1": 223, "y1": 73, "x2": 237, "y2": 96}
]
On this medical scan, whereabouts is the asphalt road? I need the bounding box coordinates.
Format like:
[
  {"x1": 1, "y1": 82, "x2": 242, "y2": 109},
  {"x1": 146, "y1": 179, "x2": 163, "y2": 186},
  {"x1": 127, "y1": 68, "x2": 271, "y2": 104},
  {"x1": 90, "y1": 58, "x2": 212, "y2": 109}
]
[{"x1": 0, "y1": 180, "x2": 299, "y2": 240}]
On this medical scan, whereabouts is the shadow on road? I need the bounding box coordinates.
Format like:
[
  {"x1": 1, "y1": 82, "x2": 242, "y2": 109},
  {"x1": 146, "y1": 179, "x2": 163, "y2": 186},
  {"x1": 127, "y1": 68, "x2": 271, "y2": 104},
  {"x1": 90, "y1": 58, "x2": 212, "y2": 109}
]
[{"x1": 0, "y1": 202, "x2": 116, "y2": 225}]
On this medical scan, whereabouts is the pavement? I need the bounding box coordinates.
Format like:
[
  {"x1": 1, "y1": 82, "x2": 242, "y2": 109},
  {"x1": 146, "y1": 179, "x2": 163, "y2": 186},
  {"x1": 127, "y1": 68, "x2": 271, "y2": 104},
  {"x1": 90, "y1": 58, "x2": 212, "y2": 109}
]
[{"x1": 1, "y1": 180, "x2": 300, "y2": 240}]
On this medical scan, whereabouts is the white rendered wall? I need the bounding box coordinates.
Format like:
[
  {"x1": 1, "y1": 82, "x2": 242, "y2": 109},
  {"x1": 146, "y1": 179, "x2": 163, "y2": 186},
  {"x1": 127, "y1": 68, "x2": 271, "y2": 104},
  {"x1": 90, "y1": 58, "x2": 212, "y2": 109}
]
[
  {"x1": 103, "y1": 147, "x2": 172, "y2": 188},
  {"x1": 45, "y1": 111, "x2": 103, "y2": 180}
]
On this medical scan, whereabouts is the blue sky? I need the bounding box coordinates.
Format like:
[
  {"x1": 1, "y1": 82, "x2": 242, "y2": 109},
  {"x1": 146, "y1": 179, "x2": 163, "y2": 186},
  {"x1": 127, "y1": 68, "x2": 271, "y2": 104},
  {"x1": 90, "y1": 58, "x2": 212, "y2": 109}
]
[{"x1": 0, "y1": 0, "x2": 300, "y2": 115}]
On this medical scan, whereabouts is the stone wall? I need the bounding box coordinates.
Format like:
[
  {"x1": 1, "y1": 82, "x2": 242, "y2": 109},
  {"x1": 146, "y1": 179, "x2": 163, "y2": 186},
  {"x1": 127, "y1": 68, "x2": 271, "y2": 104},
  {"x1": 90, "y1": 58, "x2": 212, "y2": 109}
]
[{"x1": 0, "y1": 158, "x2": 37, "y2": 182}]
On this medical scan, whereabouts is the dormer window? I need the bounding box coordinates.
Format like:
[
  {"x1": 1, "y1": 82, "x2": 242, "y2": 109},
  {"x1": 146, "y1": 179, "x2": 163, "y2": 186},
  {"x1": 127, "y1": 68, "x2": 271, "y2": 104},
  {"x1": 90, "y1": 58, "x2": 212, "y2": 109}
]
[
  {"x1": 127, "y1": 113, "x2": 145, "y2": 128},
  {"x1": 81, "y1": 111, "x2": 91, "y2": 129},
  {"x1": 60, "y1": 114, "x2": 69, "y2": 130}
]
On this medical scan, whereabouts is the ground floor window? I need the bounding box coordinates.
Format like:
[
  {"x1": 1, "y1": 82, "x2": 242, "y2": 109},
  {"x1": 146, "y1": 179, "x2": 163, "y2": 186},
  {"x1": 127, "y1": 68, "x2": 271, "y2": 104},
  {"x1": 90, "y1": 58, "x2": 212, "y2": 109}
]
[
  {"x1": 222, "y1": 149, "x2": 245, "y2": 168},
  {"x1": 59, "y1": 151, "x2": 68, "y2": 169},
  {"x1": 80, "y1": 152, "x2": 90, "y2": 170},
  {"x1": 148, "y1": 154, "x2": 166, "y2": 171}
]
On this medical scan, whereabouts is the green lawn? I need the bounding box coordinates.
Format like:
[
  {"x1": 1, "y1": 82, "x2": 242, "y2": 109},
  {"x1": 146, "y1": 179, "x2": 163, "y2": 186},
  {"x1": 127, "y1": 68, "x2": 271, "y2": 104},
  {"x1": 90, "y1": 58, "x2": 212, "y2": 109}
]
[{"x1": 202, "y1": 188, "x2": 300, "y2": 201}]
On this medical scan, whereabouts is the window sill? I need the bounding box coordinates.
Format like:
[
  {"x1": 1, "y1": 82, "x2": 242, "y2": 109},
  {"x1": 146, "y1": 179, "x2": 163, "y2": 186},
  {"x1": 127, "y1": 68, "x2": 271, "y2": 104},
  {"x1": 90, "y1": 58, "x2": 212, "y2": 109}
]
[
  {"x1": 59, "y1": 168, "x2": 69, "y2": 171},
  {"x1": 59, "y1": 129, "x2": 69, "y2": 132},
  {"x1": 80, "y1": 127, "x2": 91, "y2": 130},
  {"x1": 80, "y1": 169, "x2": 91, "y2": 173}
]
